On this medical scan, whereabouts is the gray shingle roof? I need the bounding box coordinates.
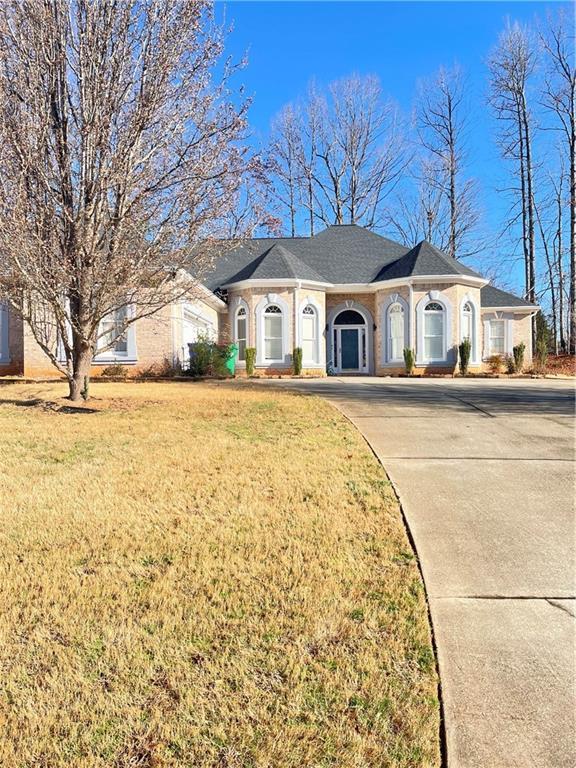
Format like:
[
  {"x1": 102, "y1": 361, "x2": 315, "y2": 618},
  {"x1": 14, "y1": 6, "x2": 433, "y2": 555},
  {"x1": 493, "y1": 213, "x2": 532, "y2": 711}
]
[
  {"x1": 480, "y1": 284, "x2": 537, "y2": 308},
  {"x1": 374, "y1": 241, "x2": 483, "y2": 281},
  {"x1": 202, "y1": 224, "x2": 489, "y2": 291},
  {"x1": 203, "y1": 225, "x2": 411, "y2": 290}
]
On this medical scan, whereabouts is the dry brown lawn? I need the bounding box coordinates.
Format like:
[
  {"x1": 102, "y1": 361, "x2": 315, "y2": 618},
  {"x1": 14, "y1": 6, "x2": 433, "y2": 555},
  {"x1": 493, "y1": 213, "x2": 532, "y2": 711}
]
[{"x1": 0, "y1": 381, "x2": 439, "y2": 768}]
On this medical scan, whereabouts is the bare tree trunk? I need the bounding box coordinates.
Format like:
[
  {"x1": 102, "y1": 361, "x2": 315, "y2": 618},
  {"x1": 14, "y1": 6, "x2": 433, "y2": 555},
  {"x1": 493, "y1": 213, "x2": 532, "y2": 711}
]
[
  {"x1": 68, "y1": 345, "x2": 92, "y2": 401},
  {"x1": 417, "y1": 66, "x2": 478, "y2": 258},
  {"x1": 522, "y1": 97, "x2": 537, "y2": 344},
  {"x1": 537, "y1": 205, "x2": 558, "y2": 352},
  {"x1": 570, "y1": 149, "x2": 576, "y2": 353},
  {"x1": 556, "y1": 179, "x2": 566, "y2": 351},
  {"x1": 447, "y1": 93, "x2": 457, "y2": 258},
  {"x1": 517, "y1": 104, "x2": 530, "y2": 302},
  {"x1": 489, "y1": 22, "x2": 538, "y2": 344}
]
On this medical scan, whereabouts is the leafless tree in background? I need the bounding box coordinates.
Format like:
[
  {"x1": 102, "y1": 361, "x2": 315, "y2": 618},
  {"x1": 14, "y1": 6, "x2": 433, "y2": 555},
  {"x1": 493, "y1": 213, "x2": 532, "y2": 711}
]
[
  {"x1": 316, "y1": 75, "x2": 409, "y2": 228},
  {"x1": 488, "y1": 22, "x2": 538, "y2": 339},
  {"x1": 298, "y1": 87, "x2": 323, "y2": 236},
  {"x1": 386, "y1": 158, "x2": 447, "y2": 246},
  {"x1": 0, "y1": 0, "x2": 250, "y2": 399},
  {"x1": 267, "y1": 104, "x2": 302, "y2": 237},
  {"x1": 540, "y1": 10, "x2": 575, "y2": 352},
  {"x1": 266, "y1": 74, "x2": 409, "y2": 234},
  {"x1": 416, "y1": 66, "x2": 479, "y2": 258}
]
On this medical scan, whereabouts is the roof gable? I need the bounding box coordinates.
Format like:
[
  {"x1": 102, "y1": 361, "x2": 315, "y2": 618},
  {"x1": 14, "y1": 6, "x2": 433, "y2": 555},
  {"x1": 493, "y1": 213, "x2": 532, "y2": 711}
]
[
  {"x1": 246, "y1": 243, "x2": 327, "y2": 282},
  {"x1": 374, "y1": 241, "x2": 483, "y2": 281}
]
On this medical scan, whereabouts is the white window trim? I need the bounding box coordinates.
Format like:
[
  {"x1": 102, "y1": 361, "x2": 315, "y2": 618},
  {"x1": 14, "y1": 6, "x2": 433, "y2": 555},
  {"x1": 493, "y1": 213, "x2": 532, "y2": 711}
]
[
  {"x1": 0, "y1": 304, "x2": 10, "y2": 364},
  {"x1": 415, "y1": 291, "x2": 454, "y2": 366},
  {"x1": 231, "y1": 297, "x2": 250, "y2": 366},
  {"x1": 380, "y1": 293, "x2": 409, "y2": 365},
  {"x1": 94, "y1": 305, "x2": 137, "y2": 364},
  {"x1": 482, "y1": 312, "x2": 513, "y2": 359},
  {"x1": 298, "y1": 295, "x2": 323, "y2": 367},
  {"x1": 460, "y1": 294, "x2": 479, "y2": 365},
  {"x1": 255, "y1": 294, "x2": 291, "y2": 367}
]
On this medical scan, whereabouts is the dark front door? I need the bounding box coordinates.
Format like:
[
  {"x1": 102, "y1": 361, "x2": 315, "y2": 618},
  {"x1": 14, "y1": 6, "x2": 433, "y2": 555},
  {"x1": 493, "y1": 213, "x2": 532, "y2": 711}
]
[{"x1": 340, "y1": 328, "x2": 359, "y2": 370}]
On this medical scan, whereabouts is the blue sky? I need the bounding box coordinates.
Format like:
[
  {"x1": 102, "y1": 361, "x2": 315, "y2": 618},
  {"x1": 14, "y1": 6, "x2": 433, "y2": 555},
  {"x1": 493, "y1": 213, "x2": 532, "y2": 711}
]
[{"x1": 217, "y1": 0, "x2": 573, "y2": 289}]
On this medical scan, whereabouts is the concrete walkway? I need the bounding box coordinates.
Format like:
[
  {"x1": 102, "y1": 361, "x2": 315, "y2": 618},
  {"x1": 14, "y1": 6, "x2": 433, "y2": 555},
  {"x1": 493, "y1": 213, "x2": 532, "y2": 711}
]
[{"x1": 266, "y1": 377, "x2": 576, "y2": 768}]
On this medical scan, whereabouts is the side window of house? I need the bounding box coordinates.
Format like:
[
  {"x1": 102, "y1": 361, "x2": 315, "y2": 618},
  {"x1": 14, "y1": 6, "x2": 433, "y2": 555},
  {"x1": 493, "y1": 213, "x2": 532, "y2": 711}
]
[
  {"x1": 264, "y1": 304, "x2": 283, "y2": 361},
  {"x1": 489, "y1": 319, "x2": 505, "y2": 355},
  {"x1": 388, "y1": 303, "x2": 404, "y2": 361},
  {"x1": 99, "y1": 306, "x2": 129, "y2": 356},
  {"x1": 302, "y1": 305, "x2": 318, "y2": 363},
  {"x1": 235, "y1": 306, "x2": 247, "y2": 361},
  {"x1": 462, "y1": 302, "x2": 473, "y2": 341}
]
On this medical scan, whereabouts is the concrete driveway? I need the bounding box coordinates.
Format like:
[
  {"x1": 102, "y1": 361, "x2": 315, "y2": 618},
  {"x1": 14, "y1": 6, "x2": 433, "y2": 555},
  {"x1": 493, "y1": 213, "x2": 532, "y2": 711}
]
[{"x1": 266, "y1": 377, "x2": 575, "y2": 768}]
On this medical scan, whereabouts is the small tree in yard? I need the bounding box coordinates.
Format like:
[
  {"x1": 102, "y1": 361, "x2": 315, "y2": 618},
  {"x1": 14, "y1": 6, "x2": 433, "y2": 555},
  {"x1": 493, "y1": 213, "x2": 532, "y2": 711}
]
[
  {"x1": 458, "y1": 337, "x2": 471, "y2": 376},
  {"x1": 535, "y1": 312, "x2": 551, "y2": 372},
  {"x1": 245, "y1": 348, "x2": 256, "y2": 377},
  {"x1": 0, "y1": 0, "x2": 250, "y2": 400},
  {"x1": 293, "y1": 347, "x2": 303, "y2": 376},
  {"x1": 513, "y1": 342, "x2": 526, "y2": 373},
  {"x1": 403, "y1": 347, "x2": 415, "y2": 375}
]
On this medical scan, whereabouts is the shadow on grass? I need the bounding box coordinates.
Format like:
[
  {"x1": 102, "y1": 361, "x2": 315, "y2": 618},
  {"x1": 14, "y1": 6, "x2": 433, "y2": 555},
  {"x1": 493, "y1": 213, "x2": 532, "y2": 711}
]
[{"x1": 0, "y1": 397, "x2": 98, "y2": 414}]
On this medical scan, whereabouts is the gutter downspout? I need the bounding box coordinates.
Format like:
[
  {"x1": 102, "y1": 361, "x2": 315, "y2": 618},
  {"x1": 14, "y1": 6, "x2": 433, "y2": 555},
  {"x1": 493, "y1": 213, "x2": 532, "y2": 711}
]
[
  {"x1": 294, "y1": 282, "x2": 301, "y2": 359},
  {"x1": 409, "y1": 283, "x2": 415, "y2": 353}
]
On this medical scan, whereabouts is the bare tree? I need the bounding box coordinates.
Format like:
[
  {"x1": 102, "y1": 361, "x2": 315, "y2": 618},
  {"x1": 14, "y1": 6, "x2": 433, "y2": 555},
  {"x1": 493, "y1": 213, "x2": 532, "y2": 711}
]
[
  {"x1": 297, "y1": 84, "x2": 323, "y2": 236},
  {"x1": 0, "y1": 0, "x2": 249, "y2": 400},
  {"x1": 317, "y1": 75, "x2": 409, "y2": 228},
  {"x1": 552, "y1": 170, "x2": 568, "y2": 352},
  {"x1": 223, "y1": 157, "x2": 282, "y2": 239},
  {"x1": 417, "y1": 66, "x2": 479, "y2": 258},
  {"x1": 267, "y1": 104, "x2": 302, "y2": 237},
  {"x1": 489, "y1": 21, "x2": 538, "y2": 340},
  {"x1": 539, "y1": 10, "x2": 575, "y2": 352},
  {"x1": 386, "y1": 158, "x2": 447, "y2": 246},
  {"x1": 266, "y1": 74, "x2": 409, "y2": 234}
]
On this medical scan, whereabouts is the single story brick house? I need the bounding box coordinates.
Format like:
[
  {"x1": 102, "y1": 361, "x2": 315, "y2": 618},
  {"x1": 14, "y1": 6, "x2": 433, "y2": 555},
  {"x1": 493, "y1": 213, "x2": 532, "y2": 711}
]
[{"x1": 0, "y1": 224, "x2": 537, "y2": 378}]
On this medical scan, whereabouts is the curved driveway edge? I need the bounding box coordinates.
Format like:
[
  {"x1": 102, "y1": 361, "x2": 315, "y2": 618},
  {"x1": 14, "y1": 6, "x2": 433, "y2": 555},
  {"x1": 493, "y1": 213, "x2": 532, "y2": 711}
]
[{"x1": 265, "y1": 377, "x2": 576, "y2": 768}]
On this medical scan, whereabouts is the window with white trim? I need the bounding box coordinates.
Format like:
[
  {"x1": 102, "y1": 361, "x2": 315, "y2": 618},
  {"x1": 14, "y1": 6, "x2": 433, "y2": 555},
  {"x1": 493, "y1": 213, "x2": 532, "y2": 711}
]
[
  {"x1": 99, "y1": 306, "x2": 128, "y2": 355},
  {"x1": 264, "y1": 304, "x2": 283, "y2": 361},
  {"x1": 235, "y1": 306, "x2": 247, "y2": 361},
  {"x1": 462, "y1": 302, "x2": 473, "y2": 341},
  {"x1": 489, "y1": 319, "x2": 505, "y2": 355},
  {"x1": 302, "y1": 305, "x2": 318, "y2": 363},
  {"x1": 423, "y1": 301, "x2": 445, "y2": 361},
  {"x1": 388, "y1": 303, "x2": 404, "y2": 361}
]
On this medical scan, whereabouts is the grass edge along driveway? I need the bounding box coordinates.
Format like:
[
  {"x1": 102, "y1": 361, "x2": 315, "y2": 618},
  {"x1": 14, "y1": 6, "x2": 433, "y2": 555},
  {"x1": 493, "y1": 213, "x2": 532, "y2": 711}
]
[{"x1": 0, "y1": 381, "x2": 440, "y2": 768}]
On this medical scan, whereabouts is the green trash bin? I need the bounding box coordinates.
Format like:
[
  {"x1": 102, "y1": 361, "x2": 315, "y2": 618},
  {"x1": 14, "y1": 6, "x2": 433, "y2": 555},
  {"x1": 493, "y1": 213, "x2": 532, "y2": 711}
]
[{"x1": 225, "y1": 344, "x2": 238, "y2": 376}]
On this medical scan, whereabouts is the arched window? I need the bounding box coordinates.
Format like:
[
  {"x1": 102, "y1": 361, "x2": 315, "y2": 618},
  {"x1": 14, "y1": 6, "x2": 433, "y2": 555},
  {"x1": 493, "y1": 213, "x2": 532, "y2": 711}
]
[
  {"x1": 235, "y1": 306, "x2": 247, "y2": 361},
  {"x1": 424, "y1": 301, "x2": 445, "y2": 361},
  {"x1": 264, "y1": 304, "x2": 283, "y2": 361},
  {"x1": 334, "y1": 309, "x2": 365, "y2": 325},
  {"x1": 302, "y1": 305, "x2": 318, "y2": 363},
  {"x1": 462, "y1": 301, "x2": 473, "y2": 341},
  {"x1": 388, "y1": 303, "x2": 404, "y2": 362}
]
